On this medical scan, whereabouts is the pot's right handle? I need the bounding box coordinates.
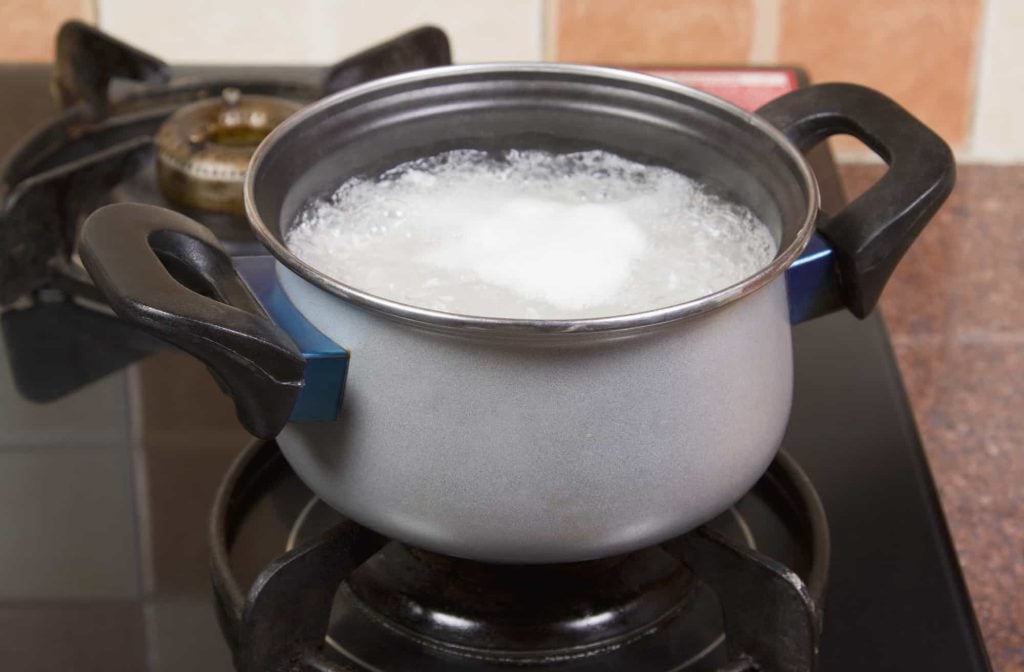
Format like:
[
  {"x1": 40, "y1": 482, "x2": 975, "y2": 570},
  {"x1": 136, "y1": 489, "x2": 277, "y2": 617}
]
[
  {"x1": 758, "y1": 83, "x2": 955, "y2": 320},
  {"x1": 79, "y1": 203, "x2": 305, "y2": 439}
]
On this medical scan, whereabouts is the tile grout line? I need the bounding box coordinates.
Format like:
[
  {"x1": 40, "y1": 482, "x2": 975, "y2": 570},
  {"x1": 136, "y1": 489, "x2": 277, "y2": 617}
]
[
  {"x1": 542, "y1": 0, "x2": 558, "y2": 61},
  {"x1": 749, "y1": 0, "x2": 780, "y2": 64},
  {"x1": 973, "y1": 0, "x2": 1024, "y2": 163},
  {"x1": 122, "y1": 362, "x2": 159, "y2": 672},
  {"x1": 965, "y1": 0, "x2": 989, "y2": 160}
]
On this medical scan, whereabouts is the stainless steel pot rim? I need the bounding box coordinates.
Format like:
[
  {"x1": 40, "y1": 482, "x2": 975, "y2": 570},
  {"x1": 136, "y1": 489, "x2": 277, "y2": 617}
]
[{"x1": 245, "y1": 63, "x2": 820, "y2": 336}]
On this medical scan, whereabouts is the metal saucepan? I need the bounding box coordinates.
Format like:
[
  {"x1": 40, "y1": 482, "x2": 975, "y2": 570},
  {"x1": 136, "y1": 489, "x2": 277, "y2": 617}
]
[{"x1": 78, "y1": 65, "x2": 954, "y2": 563}]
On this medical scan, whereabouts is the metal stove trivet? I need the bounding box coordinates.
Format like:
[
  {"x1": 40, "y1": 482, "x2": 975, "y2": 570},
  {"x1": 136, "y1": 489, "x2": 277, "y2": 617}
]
[
  {"x1": 0, "y1": 21, "x2": 451, "y2": 306},
  {"x1": 211, "y1": 440, "x2": 829, "y2": 672}
]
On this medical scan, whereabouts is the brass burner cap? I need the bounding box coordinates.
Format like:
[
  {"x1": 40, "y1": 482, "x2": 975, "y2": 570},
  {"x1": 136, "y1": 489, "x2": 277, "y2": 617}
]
[{"x1": 155, "y1": 88, "x2": 302, "y2": 215}]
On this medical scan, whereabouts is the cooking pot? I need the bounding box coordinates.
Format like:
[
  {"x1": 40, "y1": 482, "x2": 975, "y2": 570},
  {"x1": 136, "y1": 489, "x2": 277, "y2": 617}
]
[{"x1": 79, "y1": 64, "x2": 953, "y2": 563}]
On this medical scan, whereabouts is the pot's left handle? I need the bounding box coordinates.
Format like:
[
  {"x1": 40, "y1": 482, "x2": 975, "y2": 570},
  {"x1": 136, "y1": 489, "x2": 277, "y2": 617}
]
[{"x1": 79, "y1": 203, "x2": 305, "y2": 439}]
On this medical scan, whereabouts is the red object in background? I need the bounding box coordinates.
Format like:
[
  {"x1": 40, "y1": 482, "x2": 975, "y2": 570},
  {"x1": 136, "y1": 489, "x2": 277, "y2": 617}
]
[{"x1": 636, "y1": 68, "x2": 799, "y2": 111}]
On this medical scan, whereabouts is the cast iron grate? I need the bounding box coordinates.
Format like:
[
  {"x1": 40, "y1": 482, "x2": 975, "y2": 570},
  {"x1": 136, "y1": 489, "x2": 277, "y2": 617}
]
[
  {"x1": 0, "y1": 21, "x2": 451, "y2": 306},
  {"x1": 211, "y1": 439, "x2": 829, "y2": 672}
]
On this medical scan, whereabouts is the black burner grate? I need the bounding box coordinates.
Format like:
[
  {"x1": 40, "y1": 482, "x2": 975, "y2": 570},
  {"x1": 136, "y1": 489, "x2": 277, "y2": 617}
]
[
  {"x1": 211, "y1": 440, "x2": 828, "y2": 672},
  {"x1": 0, "y1": 21, "x2": 451, "y2": 307}
]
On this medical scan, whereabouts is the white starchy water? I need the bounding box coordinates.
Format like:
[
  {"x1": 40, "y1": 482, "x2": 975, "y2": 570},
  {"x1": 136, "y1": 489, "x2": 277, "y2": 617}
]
[{"x1": 286, "y1": 149, "x2": 778, "y2": 320}]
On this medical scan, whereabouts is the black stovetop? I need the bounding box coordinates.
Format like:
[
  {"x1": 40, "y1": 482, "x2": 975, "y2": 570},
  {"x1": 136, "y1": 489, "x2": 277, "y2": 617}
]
[{"x1": 0, "y1": 64, "x2": 991, "y2": 671}]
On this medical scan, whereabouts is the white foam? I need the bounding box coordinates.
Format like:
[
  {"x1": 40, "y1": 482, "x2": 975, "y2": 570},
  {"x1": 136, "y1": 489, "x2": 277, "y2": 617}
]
[{"x1": 286, "y1": 149, "x2": 778, "y2": 320}]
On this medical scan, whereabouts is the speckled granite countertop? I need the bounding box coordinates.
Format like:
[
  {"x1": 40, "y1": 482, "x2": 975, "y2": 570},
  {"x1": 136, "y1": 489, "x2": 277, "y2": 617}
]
[{"x1": 841, "y1": 164, "x2": 1024, "y2": 672}]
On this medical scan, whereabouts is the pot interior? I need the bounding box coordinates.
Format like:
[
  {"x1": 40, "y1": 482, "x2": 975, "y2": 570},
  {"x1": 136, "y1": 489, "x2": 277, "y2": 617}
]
[{"x1": 247, "y1": 65, "x2": 816, "y2": 328}]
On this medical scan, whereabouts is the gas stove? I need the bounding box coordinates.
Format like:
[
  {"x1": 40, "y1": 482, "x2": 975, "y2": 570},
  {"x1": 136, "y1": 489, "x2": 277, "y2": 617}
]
[{"x1": 0, "y1": 23, "x2": 992, "y2": 672}]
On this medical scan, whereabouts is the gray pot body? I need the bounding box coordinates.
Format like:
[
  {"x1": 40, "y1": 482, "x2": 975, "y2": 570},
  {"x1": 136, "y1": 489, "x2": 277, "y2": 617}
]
[
  {"x1": 243, "y1": 64, "x2": 823, "y2": 563},
  {"x1": 277, "y1": 266, "x2": 793, "y2": 563}
]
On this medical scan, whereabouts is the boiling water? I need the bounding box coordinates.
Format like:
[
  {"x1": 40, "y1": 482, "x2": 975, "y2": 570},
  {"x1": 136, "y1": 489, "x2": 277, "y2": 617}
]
[{"x1": 286, "y1": 150, "x2": 778, "y2": 320}]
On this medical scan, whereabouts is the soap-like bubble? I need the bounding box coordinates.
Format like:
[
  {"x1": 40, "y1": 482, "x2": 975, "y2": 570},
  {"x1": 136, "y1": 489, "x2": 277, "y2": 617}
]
[{"x1": 287, "y1": 149, "x2": 777, "y2": 320}]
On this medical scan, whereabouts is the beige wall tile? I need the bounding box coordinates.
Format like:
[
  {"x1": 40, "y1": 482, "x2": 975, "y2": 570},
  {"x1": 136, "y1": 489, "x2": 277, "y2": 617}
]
[
  {"x1": 0, "y1": 0, "x2": 94, "y2": 62},
  {"x1": 971, "y1": 0, "x2": 1024, "y2": 163},
  {"x1": 778, "y1": 0, "x2": 981, "y2": 155},
  {"x1": 552, "y1": 0, "x2": 754, "y2": 65},
  {"x1": 97, "y1": 0, "x2": 543, "y2": 64}
]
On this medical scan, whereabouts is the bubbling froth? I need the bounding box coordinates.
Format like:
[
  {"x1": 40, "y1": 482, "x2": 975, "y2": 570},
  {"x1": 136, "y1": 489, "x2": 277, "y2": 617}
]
[{"x1": 286, "y1": 149, "x2": 778, "y2": 320}]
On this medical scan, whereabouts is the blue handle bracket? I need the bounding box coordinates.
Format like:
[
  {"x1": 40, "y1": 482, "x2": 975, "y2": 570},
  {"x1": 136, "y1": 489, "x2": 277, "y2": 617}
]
[
  {"x1": 786, "y1": 233, "x2": 842, "y2": 324},
  {"x1": 234, "y1": 255, "x2": 349, "y2": 423}
]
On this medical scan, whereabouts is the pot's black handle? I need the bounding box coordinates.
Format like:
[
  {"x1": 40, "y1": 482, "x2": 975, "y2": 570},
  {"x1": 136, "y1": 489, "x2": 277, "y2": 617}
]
[
  {"x1": 758, "y1": 83, "x2": 955, "y2": 318},
  {"x1": 79, "y1": 203, "x2": 304, "y2": 438}
]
